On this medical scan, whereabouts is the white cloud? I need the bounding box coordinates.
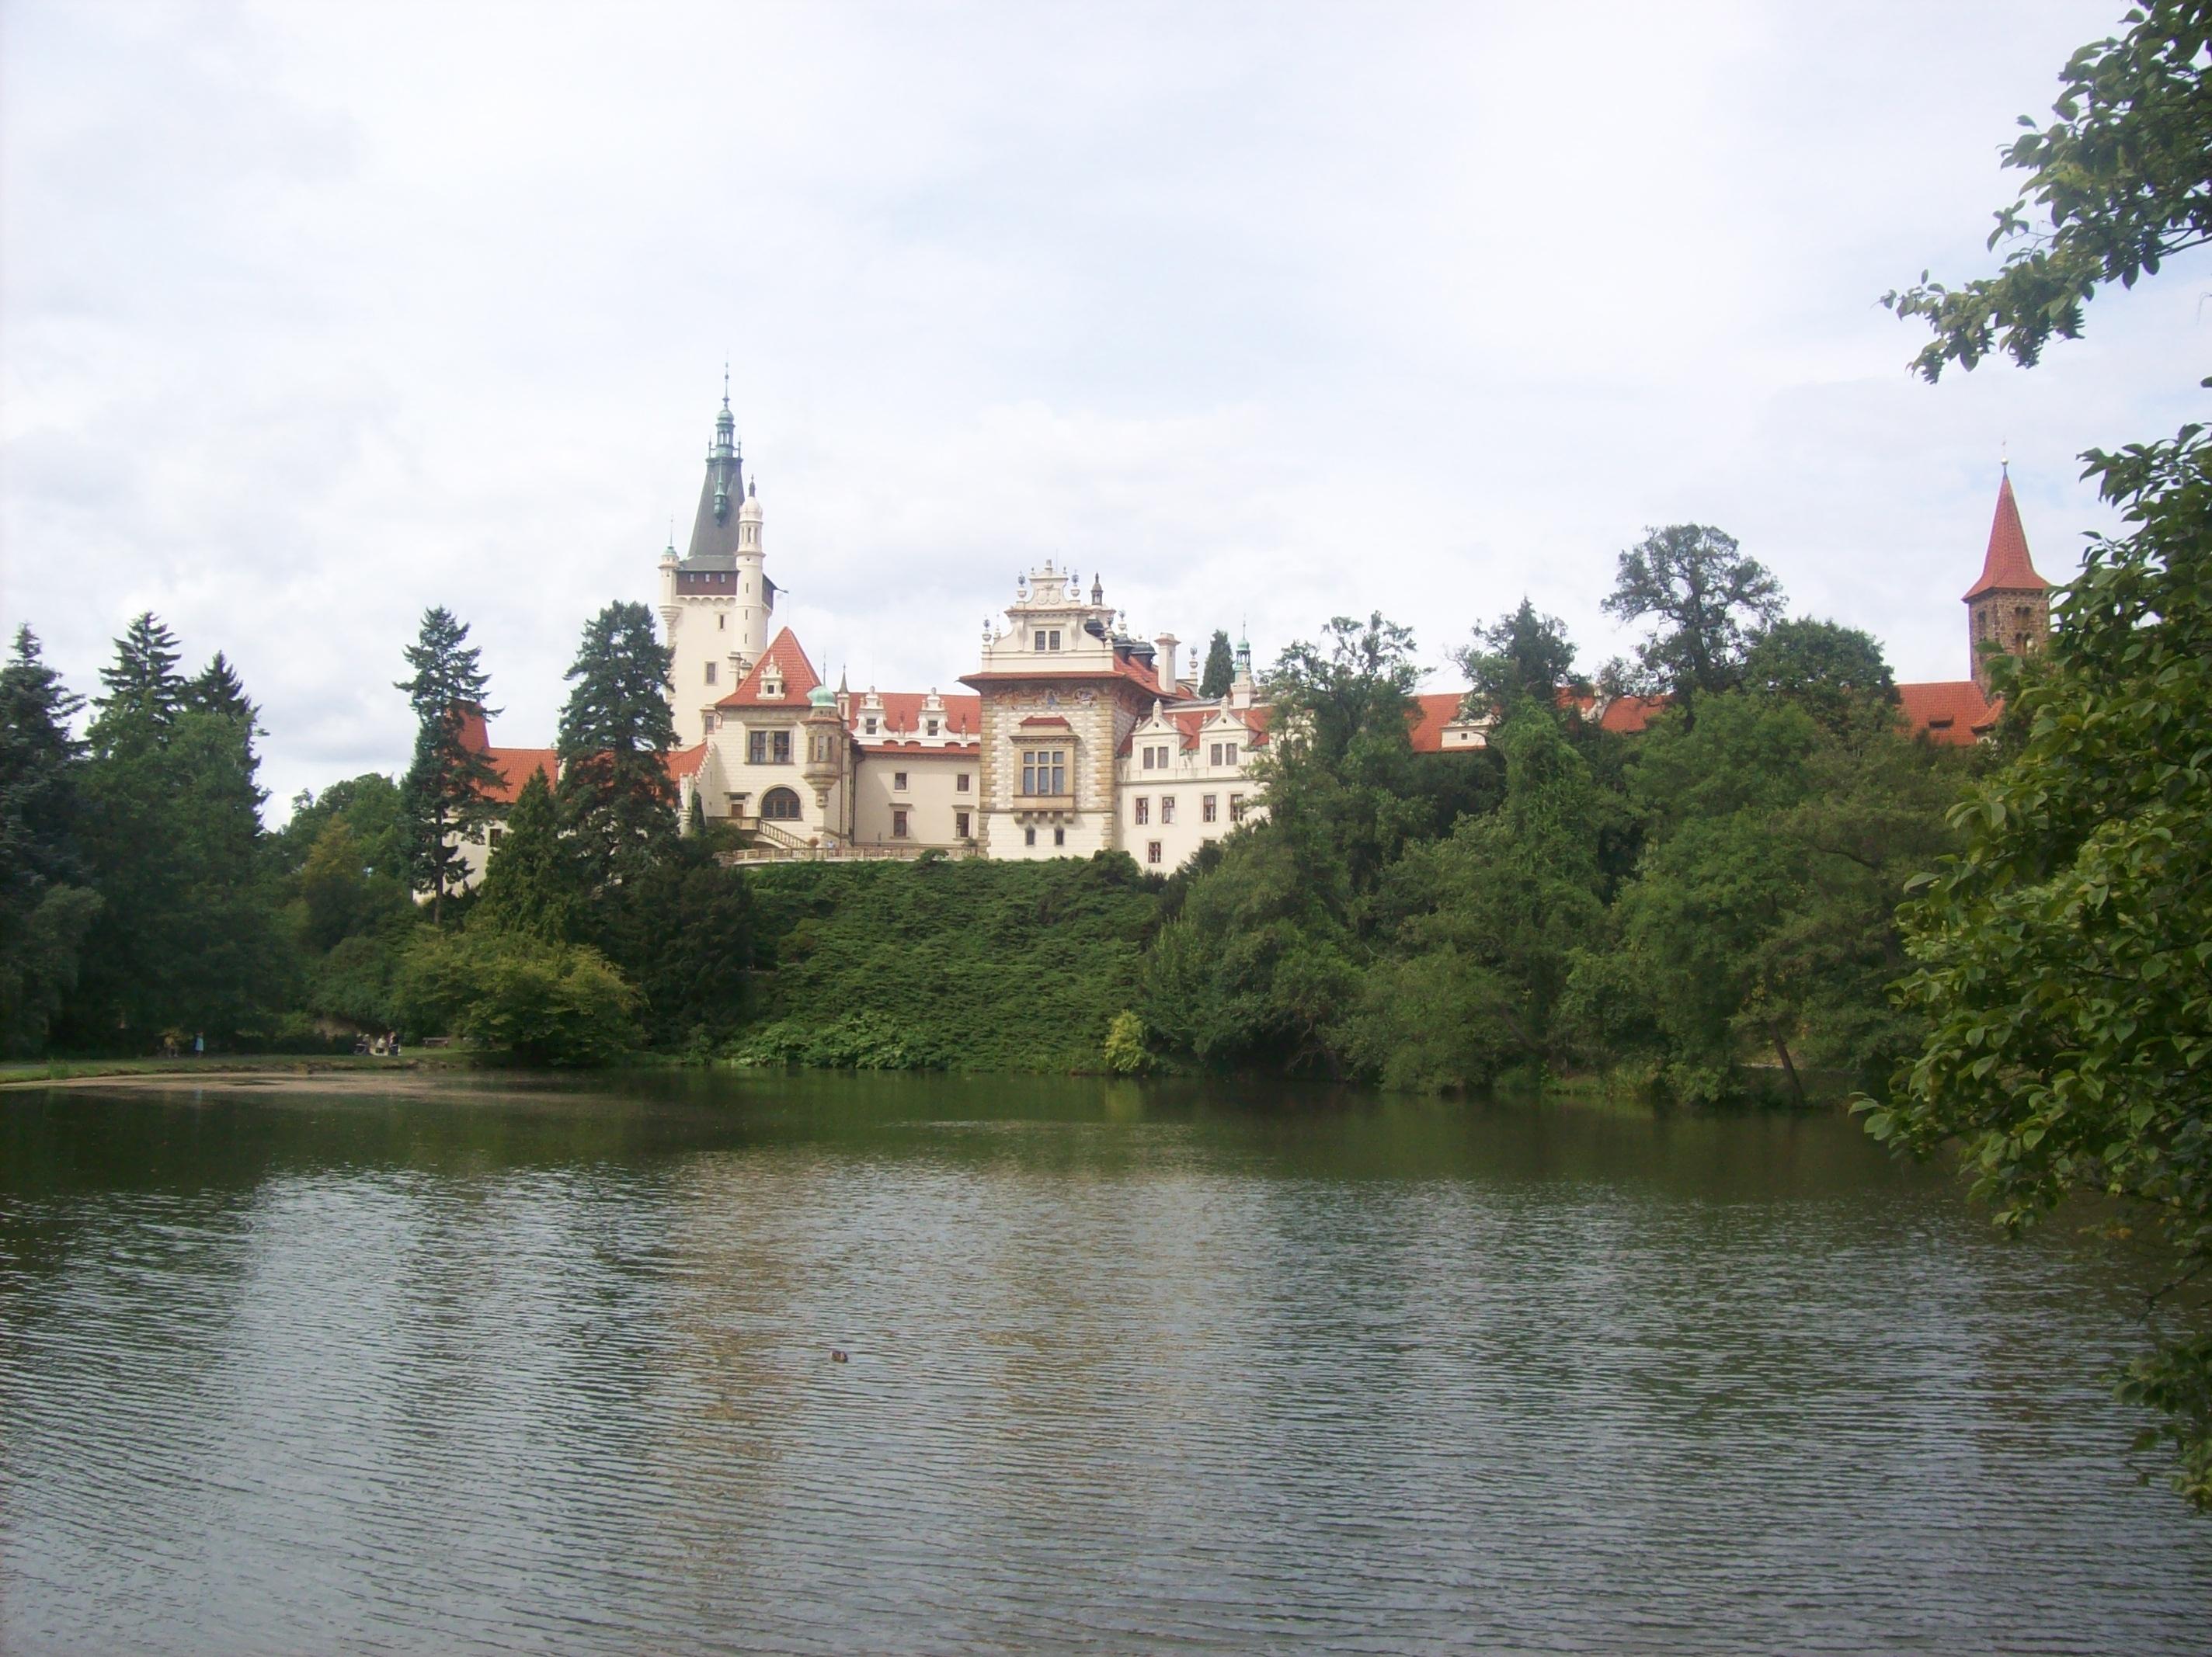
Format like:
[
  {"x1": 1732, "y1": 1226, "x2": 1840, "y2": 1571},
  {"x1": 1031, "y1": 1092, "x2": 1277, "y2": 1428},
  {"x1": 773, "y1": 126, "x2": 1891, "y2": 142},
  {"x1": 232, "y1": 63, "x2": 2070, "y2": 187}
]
[{"x1": 3, "y1": 0, "x2": 2200, "y2": 816}]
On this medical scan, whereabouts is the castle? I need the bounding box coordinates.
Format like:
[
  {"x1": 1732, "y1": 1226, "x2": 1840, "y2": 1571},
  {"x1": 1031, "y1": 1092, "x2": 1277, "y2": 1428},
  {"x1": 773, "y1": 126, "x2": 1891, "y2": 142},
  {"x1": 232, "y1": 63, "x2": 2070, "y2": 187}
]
[{"x1": 461, "y1": 391, "x2": 2049, "y2": 870}]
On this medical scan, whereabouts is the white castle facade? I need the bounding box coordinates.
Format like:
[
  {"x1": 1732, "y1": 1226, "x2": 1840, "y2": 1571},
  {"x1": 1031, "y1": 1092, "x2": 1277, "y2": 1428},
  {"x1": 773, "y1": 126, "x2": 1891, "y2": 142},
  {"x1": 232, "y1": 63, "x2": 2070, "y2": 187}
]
[
  {"x1": 655, "y1": 392, "x2": 1306, "y2": 867},
  {"x1": 459, "y1": 389, "x2": 2032, "y2": 881}
]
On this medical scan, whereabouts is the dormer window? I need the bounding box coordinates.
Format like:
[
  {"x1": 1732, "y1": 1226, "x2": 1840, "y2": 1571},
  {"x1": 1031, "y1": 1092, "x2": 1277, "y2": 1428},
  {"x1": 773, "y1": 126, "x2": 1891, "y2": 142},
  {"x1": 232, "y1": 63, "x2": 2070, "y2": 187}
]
[
  {"x1": 926, "y1": 719, "x2": 939, "y2": 736},
  {"x1": 1033, "y1": 629, "x2": 1063, "y2": 651},
  {"x1": 864, "y1": 716, "x2": 878, "y2": 735}
]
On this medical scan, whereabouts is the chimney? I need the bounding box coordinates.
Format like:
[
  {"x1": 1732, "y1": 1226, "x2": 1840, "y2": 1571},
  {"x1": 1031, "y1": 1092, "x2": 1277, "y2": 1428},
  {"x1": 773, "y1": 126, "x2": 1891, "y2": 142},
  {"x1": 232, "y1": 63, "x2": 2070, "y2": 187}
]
[{"x1": 1154, "y1": 633, "x2": 1180, "y2": 695}]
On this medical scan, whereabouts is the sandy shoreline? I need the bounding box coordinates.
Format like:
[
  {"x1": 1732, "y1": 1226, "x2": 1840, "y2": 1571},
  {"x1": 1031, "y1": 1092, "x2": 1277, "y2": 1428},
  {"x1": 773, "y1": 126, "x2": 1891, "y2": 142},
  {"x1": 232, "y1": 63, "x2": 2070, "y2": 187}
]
[{"x1": 0, "y1": 1063, "x2": 476, "y2": 1096}]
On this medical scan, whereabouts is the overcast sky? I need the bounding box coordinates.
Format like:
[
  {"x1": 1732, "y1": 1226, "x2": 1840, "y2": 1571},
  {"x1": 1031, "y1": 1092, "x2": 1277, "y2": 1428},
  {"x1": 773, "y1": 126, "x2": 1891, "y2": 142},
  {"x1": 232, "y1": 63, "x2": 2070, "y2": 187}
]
[{"x1": 4, "y1": 0, "x2": 2205, "y2": 817}]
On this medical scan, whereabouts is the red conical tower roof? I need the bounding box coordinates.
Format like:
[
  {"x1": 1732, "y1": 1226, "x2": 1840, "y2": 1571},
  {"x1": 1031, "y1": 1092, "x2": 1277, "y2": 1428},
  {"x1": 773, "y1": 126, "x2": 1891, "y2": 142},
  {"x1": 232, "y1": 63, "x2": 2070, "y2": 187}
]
[{"x1": 1963, "y1": 469, "x2": 2050, "y2": 599}]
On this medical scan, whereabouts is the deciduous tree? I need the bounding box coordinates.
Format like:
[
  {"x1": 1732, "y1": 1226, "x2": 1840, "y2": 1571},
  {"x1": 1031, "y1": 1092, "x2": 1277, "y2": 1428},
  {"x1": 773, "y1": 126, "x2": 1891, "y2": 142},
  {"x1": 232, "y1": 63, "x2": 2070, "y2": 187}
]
[{"x1": 1602, "y1": 525, "x2": 1784, "y2": 713}]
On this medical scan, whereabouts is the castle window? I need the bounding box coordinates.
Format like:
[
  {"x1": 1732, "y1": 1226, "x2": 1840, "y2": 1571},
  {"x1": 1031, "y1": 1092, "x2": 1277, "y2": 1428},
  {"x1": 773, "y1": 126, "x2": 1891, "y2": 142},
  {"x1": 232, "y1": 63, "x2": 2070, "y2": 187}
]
[
  {"x1": 927, "y1": 719, "x2": 939, "y2": 736},
  {"x1": 956, "y1": 773, "x2": 970, "y2": 792},
  {"x1": 704, "y1": 661, "x2": 718, "y2": 685},
  {"x1": 1229, "y1": 793, "x2": 1247, "y2": 822},
  {"x1": 489, "y1": 828, "x2": 505, "y2": 849},
  {"x1": 761, "y1": 787, "x2": 802, "y2": 820},
  {"x1": 1033, "y1": 629, "x2": 1063, "y2": 651},
  {"x1": 1202, "y1": 794, "x2": 1218, "y2": 823},
  {"x1": 1134, "y1": 796, "x2": 1149, "y2": 824},
  {"x1": 1025, "y1": 827, "x2": 1037, "y2": 847},
  {"x1": 718, "y1": 613, "x2": 725, "y2": 630},
  {"x1": 892, "y1": 808, "x2": 909, "y2": 839},
  {"x1": 1224, "y1": 742, "x2": 1239, "y2": 766},
  {"x1": 1160, "y1": 796, "x2": 1176, "y2": 825},
  {"x1": 956, "y1": 811, "x2": 971, "y2": 839},
  {"x1": 893, "y1": 771, "x2": 908, "y2": 791},
  {"x1": 1020, "y1": 749, "x2": 1067, "y2": 796},
  {"x1": 1210, "y1": 742, "x2": 1223, "y2": 766},
  {"x1": 1055, "y1": 828, "x2": 1066, "y2": 847},
  {"x1": 748, "y1": 729, "x2": 792, "y2": 766},
  {"x1": 1147, "y1": 840, "x2": 1163, "y2": 865},
  {"x1": 864, "y1": 717, "x2": 878, "y2": 735}
]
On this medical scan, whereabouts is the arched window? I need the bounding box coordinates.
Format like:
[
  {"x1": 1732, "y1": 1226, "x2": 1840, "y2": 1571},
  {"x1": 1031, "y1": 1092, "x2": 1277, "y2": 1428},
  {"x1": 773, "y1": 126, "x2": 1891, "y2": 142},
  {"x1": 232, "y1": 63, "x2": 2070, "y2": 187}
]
[{"x1": 761, "y1": 787, "x2": 802, "y2": 820}]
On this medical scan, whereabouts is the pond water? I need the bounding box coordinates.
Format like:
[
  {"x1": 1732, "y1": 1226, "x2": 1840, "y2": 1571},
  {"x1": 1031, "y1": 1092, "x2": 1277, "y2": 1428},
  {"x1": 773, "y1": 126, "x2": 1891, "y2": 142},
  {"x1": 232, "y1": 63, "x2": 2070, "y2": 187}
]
[{"x1": 2, "y1": 1072, "x2": 2208, "y2": 1655}]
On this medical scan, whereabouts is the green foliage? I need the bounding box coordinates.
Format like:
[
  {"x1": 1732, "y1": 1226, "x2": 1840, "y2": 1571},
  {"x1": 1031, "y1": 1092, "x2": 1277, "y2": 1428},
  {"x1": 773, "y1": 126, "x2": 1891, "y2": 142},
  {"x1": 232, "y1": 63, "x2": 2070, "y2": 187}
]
[
  {"x1": 1103, "y1": 1009, "x2": 1152, "y2": 1074},
  {"x1": 732, "y1": 855, "x2": 1157, "y2": 1071},
  {"x1": 397, "y1": 927, "x2": 638, "y2": 1066},
  {"x1": 1453, "y1": 597, "x2": 1584, "y2": 715},
  {"x1": 0, "y1": 627, "x2": 99, "y2": 1055},
  {"x1": 1198, "y1": 629, "x2": 1236, "y2": 698},
  {"x1": 297, "y1": 819, "x2": 409, "y2": 952},
  {"x1": 61, "y1": 618, "x2": 289, "y2": 1049},
  {"x1": 472, "y1": 770, "x2": 584, "y2": 943},
  {"x1": 1348, "y1": 710, "x2": 1611, "y2": 1086},
  {"x1": 557, "y1": 600, "x2": 678, "y2": 889},
  {"x1": 1883, "y1": 2, "x2": 2212, "y2": 380},
  {"x1": 1873, "y1": 4, "x2": 2211, "y2": 1509},
  {"x1": 90, "y1": 612, "x2": 186, "y2": 740},
  {"x1": 277, "y1": 773, "x2": 408, "y2": 883},
  {"x1": 397, "y1": 606, "x2": 503, "y2": 919},
  {"x1": 1863, "y1": 425, "x2": 2212, "y2": 1506},
  {"x1": 1603, "y1": 525, "x2": 1785, "y2": 708},
  {"x1": 588, "y1": 832, "x2": 756, "y2": 1050},
  {"x1": 1742, "y1": 617, "x2": 1898, "y2": 736}
]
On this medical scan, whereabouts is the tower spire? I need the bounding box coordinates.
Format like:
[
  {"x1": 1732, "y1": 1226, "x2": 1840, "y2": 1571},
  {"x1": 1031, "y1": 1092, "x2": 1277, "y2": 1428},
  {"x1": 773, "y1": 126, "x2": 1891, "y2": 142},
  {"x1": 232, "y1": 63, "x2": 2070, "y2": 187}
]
[{"x1": 1963, "y1": 466, "x2": 2054, "y2": 693}]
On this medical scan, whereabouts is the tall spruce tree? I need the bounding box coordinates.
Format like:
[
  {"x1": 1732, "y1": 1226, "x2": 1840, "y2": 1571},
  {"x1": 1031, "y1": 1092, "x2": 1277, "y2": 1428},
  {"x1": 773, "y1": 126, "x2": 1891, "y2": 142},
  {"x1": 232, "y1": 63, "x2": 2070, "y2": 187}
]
[
  {"x1": 396, "y1": 606, "x2": 503, "y2": 922},
  {"x1": 64, "y1": 617, "x2": 284, "y2": 1047},
  {"x1": 1198, "y1": 630, "x2": 1236, "y2": 698},
  {"x1": 0, "y1": 627, "x2": 101, "y2": 1054},
  {"x1": 90, "y1": 613, "x2": 186, "y2": 747},
  {"x1": 557, "y1": 600, "x2": 677, "y2": 890}
]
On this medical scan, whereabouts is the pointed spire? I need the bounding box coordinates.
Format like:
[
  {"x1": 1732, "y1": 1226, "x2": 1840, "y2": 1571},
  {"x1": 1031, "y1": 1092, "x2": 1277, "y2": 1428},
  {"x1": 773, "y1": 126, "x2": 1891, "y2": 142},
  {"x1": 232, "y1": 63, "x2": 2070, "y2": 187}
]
[{"x1": 1964, "y1": 467, "x2": 2050, "y2": 599}]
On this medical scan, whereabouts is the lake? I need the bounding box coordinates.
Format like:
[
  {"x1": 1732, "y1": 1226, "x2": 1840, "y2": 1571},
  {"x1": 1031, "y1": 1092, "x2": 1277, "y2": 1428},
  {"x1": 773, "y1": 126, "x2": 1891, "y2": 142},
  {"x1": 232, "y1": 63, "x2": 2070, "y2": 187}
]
[{"x1": 2, "y1": 1072, "x2": 2208, "y2": 1654}]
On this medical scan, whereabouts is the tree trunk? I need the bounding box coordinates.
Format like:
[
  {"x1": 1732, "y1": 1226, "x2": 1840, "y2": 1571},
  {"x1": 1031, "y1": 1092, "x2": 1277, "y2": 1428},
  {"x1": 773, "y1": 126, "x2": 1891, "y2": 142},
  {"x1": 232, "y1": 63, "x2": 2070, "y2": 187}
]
[{"x1": 1772, "y1": 1030, "x2": 1807, "y2": 1106}]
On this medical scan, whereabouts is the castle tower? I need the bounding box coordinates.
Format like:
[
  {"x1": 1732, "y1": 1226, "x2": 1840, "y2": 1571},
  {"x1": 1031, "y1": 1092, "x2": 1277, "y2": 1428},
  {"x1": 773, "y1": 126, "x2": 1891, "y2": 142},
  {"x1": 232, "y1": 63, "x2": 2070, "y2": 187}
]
[
  {"x1": 660, "y1": 380, "x2": 778, "y2": 748},
  {"x1": 1963, "y1": 465, "x2": 2052, "y2": 694}
]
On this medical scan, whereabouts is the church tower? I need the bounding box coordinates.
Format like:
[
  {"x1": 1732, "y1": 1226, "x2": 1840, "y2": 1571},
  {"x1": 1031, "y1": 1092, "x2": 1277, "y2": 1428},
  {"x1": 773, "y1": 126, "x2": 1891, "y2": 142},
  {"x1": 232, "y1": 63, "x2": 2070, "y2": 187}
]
[
  {"x1": 1963, "y1": 465, "x2": 2051, "y2": 694},
  {"x1": 658, "y1": 380, "x2": 777, "y2": 748}
]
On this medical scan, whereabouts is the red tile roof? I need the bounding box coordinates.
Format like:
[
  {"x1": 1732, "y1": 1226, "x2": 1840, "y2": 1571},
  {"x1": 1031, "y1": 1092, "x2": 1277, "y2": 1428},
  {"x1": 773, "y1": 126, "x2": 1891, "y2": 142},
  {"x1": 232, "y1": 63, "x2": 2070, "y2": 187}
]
[
  {"x1": 1407, "y1": 692, "x2": 1473, "y2": 752},
  {"x1": 1596, "y1": 694, "x2": 1669, "y2": 734},
  {"x1": 666, "y1": 743, "x2": 708, "y2": 780},
  {"x1": 1019, "y1": 714, "x2": 1072, "y2": 728},
  {"x1": 482, "y1": 746, "x2": 556, "y2": 805},
  {"x1": 716, "y1": 628, "x2": 821, "y2": 709},
  {"x1": 1897, "y1": 679, "x2": 1998, "y2": 746},
  {"x1": 1964, "y1": 472, "x2": 2050, "y2": 599},
  {"x1": 851, "y1": 690, "x2": 982, "y2": 738}
]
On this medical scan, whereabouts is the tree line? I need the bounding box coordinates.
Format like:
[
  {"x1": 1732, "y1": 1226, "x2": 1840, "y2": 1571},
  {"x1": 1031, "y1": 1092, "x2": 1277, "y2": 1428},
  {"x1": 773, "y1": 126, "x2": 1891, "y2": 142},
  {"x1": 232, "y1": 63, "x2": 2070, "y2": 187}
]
[
  {"x1": 0, "y1": 599, "x2": 756, "y2": 1063},
  {"x1": 1141, "y1": 532, "x2": 1960, "y2": 1104}
]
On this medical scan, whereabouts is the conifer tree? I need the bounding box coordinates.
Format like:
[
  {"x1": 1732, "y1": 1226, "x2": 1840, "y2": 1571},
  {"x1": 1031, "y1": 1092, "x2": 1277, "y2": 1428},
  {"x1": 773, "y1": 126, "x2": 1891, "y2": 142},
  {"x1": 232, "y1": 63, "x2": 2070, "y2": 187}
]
[
  {"x1": 90, "y1": 612, "x2": 186, "y2": 746},
  {"x1": 396, "y1": 606, "x2": 503, "y2": 922},
  {"x1": 65, "y1": 618, "x2": 284, "y2": 1046},
  {"x1": 473, "y1": 769, "x2": 583, "y2": 943},
  {"x1": 556, "y1": 600, "x2": 676, "y2": 890},
  {"x1": 1198, "y1": 630, "x2": 1236, "y2": 699},
  {"x1": 0, "y1": 627, "x2": 101, "y2": 1054}
]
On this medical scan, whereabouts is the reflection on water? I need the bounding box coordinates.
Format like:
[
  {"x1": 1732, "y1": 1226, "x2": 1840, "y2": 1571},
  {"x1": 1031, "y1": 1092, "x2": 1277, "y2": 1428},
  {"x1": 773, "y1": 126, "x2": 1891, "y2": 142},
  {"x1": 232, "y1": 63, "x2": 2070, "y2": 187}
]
[{"x1": 2, "y1": 1074, "x2": 2208, "y2": 1655}]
